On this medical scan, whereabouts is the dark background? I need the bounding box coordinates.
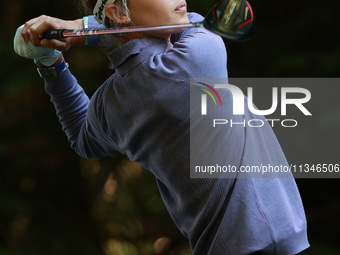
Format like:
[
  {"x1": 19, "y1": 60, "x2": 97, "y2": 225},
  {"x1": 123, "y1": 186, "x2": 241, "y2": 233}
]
[{"x1": 1, "y1": 0, "x2": 339, "y2": 254}]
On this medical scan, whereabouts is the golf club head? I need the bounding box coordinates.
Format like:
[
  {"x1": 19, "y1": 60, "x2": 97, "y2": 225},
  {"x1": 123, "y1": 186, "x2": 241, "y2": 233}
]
[{"x1": 203, "y1": 0, "x2": 256, "y2": 42}]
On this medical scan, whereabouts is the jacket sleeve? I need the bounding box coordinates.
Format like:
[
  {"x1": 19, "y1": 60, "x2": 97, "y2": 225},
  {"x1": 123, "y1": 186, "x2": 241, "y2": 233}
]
[
  {"x1": 86, "y1": 13, "x2": 205, "y2": 46},
  {"x1": 170, "y1": 12, "x2": 205, "y2": 44},
  {"x1": 44, "y1": 69, "x2": 119, "y2": 159},
  {"x1": 145, "y1": 25, "x2": 228, "y2": 81}
]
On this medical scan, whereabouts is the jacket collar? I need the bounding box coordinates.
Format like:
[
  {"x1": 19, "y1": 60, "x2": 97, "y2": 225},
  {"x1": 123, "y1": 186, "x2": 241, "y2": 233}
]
[{"x1": 107, "y1": 37, "x2": 169, "y2": 72}]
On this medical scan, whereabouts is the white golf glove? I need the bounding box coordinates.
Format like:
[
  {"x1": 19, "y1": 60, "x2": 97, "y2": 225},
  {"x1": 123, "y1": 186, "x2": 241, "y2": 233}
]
[{"x1": 14, "y1": 24, "x2": 61, "y2": 66}]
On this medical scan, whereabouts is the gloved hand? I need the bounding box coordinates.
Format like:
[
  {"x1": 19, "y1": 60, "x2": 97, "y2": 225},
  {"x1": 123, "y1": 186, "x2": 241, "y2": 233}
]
[{"x1": 14, "y1": 24, "x2": 61, "y2": 66}]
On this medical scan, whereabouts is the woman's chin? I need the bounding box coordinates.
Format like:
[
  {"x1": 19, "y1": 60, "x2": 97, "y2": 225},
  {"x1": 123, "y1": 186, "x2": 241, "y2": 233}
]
[{"x1": 175, "y1": 12, "x2": 189, "y2": 24}]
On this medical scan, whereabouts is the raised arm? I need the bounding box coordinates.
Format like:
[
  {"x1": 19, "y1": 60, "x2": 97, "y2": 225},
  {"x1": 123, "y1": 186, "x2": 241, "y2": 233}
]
[
  {"x1": 15, "y1": 16, "x2": 118, "y2": 159},
  {"x1": 44, "y1": 69, "x2": 117, "y2": 159}
]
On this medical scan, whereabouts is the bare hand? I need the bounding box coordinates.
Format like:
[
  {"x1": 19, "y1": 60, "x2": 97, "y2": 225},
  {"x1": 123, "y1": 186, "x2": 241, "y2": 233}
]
[{"x1": 21, "y1": 15, "x2": 85, "y2": 52}]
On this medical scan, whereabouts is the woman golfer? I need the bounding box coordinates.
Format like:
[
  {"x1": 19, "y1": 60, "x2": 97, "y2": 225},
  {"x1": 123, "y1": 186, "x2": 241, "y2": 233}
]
[{"x1": 14, "y1": 0, "x2": 309, "y2": 254}]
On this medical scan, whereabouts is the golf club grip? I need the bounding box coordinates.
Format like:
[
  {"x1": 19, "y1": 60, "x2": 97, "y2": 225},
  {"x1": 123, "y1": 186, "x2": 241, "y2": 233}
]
[{"x1": 44, "y1": 29, "x2": 66, "y2": 39}]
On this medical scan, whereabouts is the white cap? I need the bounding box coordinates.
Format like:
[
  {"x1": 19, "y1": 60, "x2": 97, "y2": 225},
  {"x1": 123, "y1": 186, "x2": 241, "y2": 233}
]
[{"x1": 93, "y1": 0, "x2": 116, "y2": 24}]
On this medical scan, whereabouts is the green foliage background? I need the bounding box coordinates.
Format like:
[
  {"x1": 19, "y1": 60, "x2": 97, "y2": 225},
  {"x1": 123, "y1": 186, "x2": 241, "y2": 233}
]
[{"x1": 1, "y1": 0, "x2": 340, "y2": 254}]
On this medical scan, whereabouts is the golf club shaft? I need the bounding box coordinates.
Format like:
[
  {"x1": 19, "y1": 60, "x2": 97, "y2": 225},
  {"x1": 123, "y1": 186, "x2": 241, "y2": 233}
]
[{"x1": 44, "y1": 22, "x2": 203, "y2": 39}]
